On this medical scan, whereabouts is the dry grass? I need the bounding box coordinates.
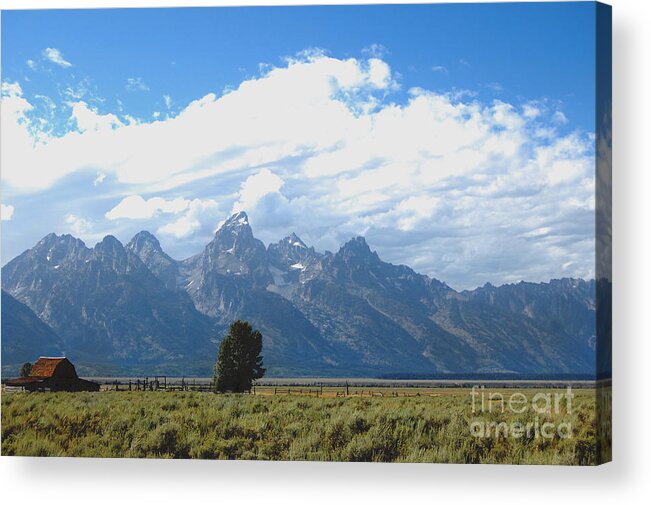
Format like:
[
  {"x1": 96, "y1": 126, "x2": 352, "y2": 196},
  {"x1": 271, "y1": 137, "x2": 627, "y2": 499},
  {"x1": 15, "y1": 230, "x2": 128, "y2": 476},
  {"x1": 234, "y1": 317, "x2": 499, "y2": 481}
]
[{"x1": 1, "y1": 388, "x2": 602, "y2": 464}]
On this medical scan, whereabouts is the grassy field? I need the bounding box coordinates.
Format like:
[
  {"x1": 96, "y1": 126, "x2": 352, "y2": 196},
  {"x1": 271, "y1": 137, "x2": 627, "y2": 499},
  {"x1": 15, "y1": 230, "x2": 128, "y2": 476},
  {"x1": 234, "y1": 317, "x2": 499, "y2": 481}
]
[{"x1": 1, "y1": 388, "x2": 602, "y2": 464}]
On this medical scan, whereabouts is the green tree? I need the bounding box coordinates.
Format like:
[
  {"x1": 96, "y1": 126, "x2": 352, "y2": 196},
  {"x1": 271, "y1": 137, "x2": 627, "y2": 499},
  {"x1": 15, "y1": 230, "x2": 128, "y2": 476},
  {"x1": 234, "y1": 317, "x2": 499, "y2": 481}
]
[
  {"x1": 19, "y1": 362, "x2": 33, "y2": 378},
  {"x1": 214, "y1": 320, "x2": 265, "y2": 393}
]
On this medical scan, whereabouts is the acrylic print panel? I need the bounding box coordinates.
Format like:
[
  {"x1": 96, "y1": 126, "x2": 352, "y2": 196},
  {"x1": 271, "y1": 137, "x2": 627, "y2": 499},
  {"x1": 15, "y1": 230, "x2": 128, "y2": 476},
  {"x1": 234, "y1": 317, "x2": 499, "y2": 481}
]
[{"x1": 0, "y1": 2, "x2": 611, "y2": 464}]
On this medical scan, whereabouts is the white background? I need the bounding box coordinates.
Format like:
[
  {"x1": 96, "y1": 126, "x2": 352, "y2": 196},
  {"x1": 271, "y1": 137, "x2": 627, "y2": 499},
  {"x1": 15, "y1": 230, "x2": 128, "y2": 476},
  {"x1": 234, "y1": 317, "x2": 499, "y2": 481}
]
[{"x1": 0, "y1": 0, "x2": 648, "y2": 503}]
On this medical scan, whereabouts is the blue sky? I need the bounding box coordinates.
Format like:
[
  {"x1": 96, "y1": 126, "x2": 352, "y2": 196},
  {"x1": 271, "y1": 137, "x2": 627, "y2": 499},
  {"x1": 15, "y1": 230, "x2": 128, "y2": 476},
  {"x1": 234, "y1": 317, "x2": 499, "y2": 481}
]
[{"x1": 1, "y1": 3, "x2": 599, "y2": 289}]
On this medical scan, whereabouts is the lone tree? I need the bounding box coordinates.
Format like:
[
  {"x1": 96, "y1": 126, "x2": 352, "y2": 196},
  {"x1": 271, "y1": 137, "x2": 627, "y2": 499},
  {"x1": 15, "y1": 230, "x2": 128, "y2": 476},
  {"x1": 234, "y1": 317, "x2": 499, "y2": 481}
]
[
  {"x1": 214, "y1": 320, "x2": 265, "y2": 393},
  {"x1": 19, "y1": 362, "x2": 33, "y2": 378}
]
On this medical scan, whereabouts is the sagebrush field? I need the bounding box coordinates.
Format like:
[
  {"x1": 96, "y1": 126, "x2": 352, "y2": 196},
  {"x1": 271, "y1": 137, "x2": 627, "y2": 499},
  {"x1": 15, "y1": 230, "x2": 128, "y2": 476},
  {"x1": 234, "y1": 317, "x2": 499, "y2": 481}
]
[{"x1": 1, "y1": 389, "x2": 600, "y2": 464}]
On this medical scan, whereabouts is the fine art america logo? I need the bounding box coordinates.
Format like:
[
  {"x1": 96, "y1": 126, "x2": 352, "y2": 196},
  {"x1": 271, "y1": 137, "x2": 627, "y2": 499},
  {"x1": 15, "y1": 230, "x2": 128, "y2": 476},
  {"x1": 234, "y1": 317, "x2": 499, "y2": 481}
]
[{"x1": 470, "y1": 386, "x2": 574, "y2": 440}]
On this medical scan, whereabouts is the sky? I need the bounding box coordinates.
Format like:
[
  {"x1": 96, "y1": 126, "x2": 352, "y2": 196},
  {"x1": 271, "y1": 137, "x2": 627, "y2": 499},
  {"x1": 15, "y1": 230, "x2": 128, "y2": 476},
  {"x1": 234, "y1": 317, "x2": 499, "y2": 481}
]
[{"x1": 1, "y1": 3, "x2": 598, "y2": 290}]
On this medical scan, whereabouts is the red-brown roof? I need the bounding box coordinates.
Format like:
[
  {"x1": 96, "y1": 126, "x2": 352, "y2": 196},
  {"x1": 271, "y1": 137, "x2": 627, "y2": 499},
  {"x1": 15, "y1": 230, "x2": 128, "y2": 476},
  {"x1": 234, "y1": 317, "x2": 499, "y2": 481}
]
[{"x1": 29, "y1": 357, "x2": 76, "y2": 378}]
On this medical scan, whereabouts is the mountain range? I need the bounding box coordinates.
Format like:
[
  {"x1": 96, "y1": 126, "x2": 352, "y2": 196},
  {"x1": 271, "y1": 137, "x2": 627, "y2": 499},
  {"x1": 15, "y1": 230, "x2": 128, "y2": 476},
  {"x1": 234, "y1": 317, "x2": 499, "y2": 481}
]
[{"x1": 1, "y1": 211, "x2": 597, "y2": 377}]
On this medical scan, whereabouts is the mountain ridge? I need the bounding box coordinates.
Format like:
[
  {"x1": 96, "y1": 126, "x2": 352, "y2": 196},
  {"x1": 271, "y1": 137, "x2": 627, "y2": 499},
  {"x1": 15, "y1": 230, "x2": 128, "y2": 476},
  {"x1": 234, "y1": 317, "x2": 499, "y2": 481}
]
[{"x1": 1, "y1": 211, "x2": 598, "y2": 377}]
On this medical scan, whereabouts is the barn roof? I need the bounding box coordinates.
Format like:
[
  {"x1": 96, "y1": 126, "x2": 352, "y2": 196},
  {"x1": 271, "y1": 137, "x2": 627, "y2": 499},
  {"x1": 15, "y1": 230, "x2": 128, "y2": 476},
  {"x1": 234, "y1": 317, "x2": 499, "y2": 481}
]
[{"x1": 29, "y1": 357, "x2": 72, "y2": 378}]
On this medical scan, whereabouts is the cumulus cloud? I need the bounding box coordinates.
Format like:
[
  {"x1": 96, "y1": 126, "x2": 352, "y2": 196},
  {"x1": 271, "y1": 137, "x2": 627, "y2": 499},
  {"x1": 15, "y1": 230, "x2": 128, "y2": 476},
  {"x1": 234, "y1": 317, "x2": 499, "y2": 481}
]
[
  {"x1": 1, "y1": 53, "x2": 596, "y2": 288},
  {"x1": 228, "y1": 168, "x2": 301, "y2": 242},
  {"x1": 1, "y1": 204, "x2": 15, "y2": 221},
  {"x1": 105, "y1": 195, "x2": 222, "y2": 240},
  {"x1": 105, "y1": 195, "x2": 191, "y2": 220},
  {"x1": 71, "y1": 102, "x2": 124, "y2": 133},
  {"x1": 523, "y1": 103, "x2": 541, "y2": 119},
  {"x1": 157, "y1": 199, "x2": 221, "y2": 238},
  {"x1": 65, "y1": 214, "x2": 92, "y2": 234},
  {"x1": 43, "y1": 48, "x2": 72, "y2": 68},
  {"x1": 1, "y1": 54, "x2": 398, "y2": 192},
  {"x1": 232, "y1": 168, "x2": 284, "y2": 214},
  {"x1": 367, "y1": 58, "x2": 392, "y2": 88}
]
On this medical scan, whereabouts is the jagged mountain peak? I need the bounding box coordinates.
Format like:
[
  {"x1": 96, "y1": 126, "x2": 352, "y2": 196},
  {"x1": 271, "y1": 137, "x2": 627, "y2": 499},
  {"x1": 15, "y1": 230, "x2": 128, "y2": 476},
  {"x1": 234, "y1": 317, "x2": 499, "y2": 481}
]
[
  {"x1": 342, "y1": 235, "x2": 370, "y2": 249},
  {"x1": 271, "y1": 232, "x2": 310, "y2": 252},
  {"x1": 36, "y1": 232, "x2": 86, "y2": 249},
  {"x1": 284, "y1": 232, "x2": 307, "y2": 248},
  {"x1": 129, "y1": 230, "x2": 159, "y2": 245},
  {"x1": 212, "y1": 211, "x2": 255, "y2": 247},
  {"x1": 96, "y1": 234, "x2": 124, "y2": 250},
  {"x1": 127, "y1": 230, "x2": 166, "y2": 256},
  {"x1": 28, "y1": 233, "x2": 89, "y2": 266},
  {"x1": 36, "y1": 232, "x2": 61, "y2": 246},
  {"x1": 337, "y1": 236, "x2": 378, "y2": 261},
  {"x1": 1, "y1": 215, "x2": 600, "y2": 376},
  {"x1": 93, "y1": 235, "x2": 129, "y2": 267},
  {"x1": 124, "y1": 232, "x2": 178, "y2": 290},
  {"x1": 196, "y1": 211, "x2": 270, "y2": 286},
  {"x1": 221, "y1": 211, "x2": 250, "y2": 229},
  {"x1": 267, "y1": 232, "x2": 320, "y2": 277}
]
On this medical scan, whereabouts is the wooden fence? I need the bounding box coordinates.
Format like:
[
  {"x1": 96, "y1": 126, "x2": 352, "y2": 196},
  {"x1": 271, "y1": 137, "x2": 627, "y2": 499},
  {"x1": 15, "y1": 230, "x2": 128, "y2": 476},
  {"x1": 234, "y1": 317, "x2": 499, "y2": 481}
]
[
  {"x1": 99, "y1": 377, "x2": 213, "y2": 392},
  {"x1": 92, "y1": 379, "x2": 442, "y2": 398}
]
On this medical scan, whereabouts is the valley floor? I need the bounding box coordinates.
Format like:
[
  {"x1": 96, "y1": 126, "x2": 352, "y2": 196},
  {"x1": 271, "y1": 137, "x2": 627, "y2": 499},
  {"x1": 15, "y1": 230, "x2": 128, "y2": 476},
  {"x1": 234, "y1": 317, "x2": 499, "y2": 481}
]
[{"x1": 1, "y1": 388, "x2": 606, "y2": 464}]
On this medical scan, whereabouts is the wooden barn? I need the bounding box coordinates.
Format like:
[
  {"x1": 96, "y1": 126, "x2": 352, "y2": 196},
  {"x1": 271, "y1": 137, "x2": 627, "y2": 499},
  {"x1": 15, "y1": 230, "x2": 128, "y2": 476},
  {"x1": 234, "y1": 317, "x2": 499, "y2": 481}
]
[{"x1": 6, "y1": 357, "x2": 100, "y2": 392}]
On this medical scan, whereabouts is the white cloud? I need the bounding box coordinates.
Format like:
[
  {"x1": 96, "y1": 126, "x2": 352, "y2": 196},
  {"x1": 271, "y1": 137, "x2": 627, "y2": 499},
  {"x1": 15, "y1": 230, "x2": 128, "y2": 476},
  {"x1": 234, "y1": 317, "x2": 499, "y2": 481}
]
[
  {"x1": 1, "y1": 54, "x2": 398, "y2": 192},
  {"x1": 157, "y1": 199, "x2": 221, "y2": 238},
  {"x1": 1, "y1": 53, "x2": 595, "y2": 288},
  {"x1": 105, "y1": 195, "x2": 191, "y2": 220},
  {"x1": 367, "y1": 58, "x2": 392, "y2": 88},
  {"x1": 2, "y1": 81, "x2": 23, "y2": 97},
  {"x1": 65, "y1": 214, "x2": 92, "y2": 234},
  {"x1": 553, "y1": 110, "x2": 569, "y2": 124},
  {"x1": 106, "y1": 195, "x2": 222, "y2": 239},
  {"x1": 157, "y1": 216, "x2": 200, "y2": 239},
  {"x1": 1, "y1": 204, "x2": 15, "y2": 221},
  {"x1": 361, "y1": 44, "x2": 388, "y2": 58},
  {"x1": 43, "y1": 48, "x2": 72, "y2": 68},
  {"x1": 394, "y1": 196, "x2": 441, "y2": 231},
  {"x1": 126, "y1": 77, "x2": 149, "y2": 92},
  {"x1": 523, "y1": 103, "x2": 541, "y2": 119},
  {"x1": 71, "y1": 101, "x2": 124, "y2": 133},
  {"x1": 163, "y1": 95, "x2": 172, "y2": 109},
  {"x1": 26, "y1": 59, "x2": 37, "y2": 71},
  {"x1": 431, "y1": 65, "x2": 448, "y2": 74},
  {"x1": 232, "y1": 168, "x2": 284, "y2": 214}
]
